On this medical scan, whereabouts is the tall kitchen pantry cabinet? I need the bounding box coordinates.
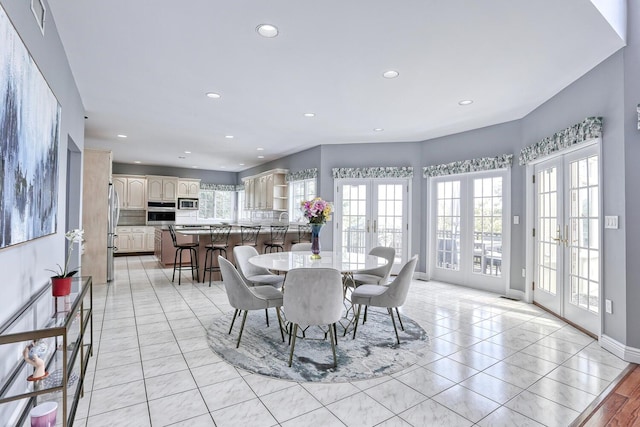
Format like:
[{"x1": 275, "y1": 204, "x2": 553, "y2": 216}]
[{"x1": 82, "y1": 149, "x2": 112, "y2": 284}]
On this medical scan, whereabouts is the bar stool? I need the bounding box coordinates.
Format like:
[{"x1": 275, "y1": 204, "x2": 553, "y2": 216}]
[
  {"x1": 168, "y1": 225, "x2": 199, "y2": 285},
  {"x1": 202, "y1": 224, "x2": 232, "y2": 286},
  {"x1": 292, "y1": 223, "x2": 312, "y2": 244},
  {"x1": 264, "y1": 225, "x2": 288, "y2": 253},
  {"x1": 238, "y1": 225, "x2": 261, "y2": 248}
]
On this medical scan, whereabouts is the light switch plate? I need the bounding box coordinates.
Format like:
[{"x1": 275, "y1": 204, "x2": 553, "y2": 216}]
[
  {"x1": 605, "y1": 299, "x2": 613, "y2": 314},
  {"x1": 513, "y1": 215, "x2": 520, "y2": 225},
  {"x1": 604, "y1": 216, "x2": 619, "y2": 229}
]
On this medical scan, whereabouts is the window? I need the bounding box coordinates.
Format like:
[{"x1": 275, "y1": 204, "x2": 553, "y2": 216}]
[
  {"x1": 288, "y1": 179, "x2": 316, "y2": 222},
  {"x1": 199, "y1": 189, "x2": 235, "y2": 221},
  {"x1": 237, "y1": 190, "x2": 251, "y2": 221}
]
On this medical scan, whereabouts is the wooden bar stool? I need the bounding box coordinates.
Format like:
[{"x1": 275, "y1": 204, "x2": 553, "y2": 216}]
[
  {"x1": 264, "y1": 225, "x2": 288, "y2": 253},
  {"x1": 168, "y1": 225, "x2": 199, "y2": 285},
  {"x1": 238, "y1": 225, "x2": 261, "y2": 248},
  {"x1": 202, "y1": 224, "x2": 232, "y2": 286}
]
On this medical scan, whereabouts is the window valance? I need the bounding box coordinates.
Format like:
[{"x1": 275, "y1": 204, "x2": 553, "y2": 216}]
[
  {"x1": 200, "y1": 183, "x2": 238, "y2": 191},
  {"x1": 332, "y1": 166, "x2": 413, "y2": 179},
  {"x1": 286, "y1": 168, "x2": 317, "y2": 182},
  {"x1": 422, "y1": 154, "x2": 513, "y2": 178},
  {"x1": 518, "y1": 116, "x2": 602, "y2": 165}
]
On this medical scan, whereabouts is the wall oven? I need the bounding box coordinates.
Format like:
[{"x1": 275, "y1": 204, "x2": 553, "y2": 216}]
[{"x1": 147, "y1": 201, "x2": 176, "y2": 225}]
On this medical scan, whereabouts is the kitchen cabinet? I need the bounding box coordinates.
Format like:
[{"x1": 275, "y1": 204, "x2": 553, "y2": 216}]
[
  {"x1": 177, "y1": 179, "x2": 201, "y2": 198},
  {"x1": 147, "y1": 176, "x2": 178, "y2": 202},
  {"x1": 116, "y1": 226, "x2": 155, "y2": 253},
  {"x1": 242, "y1": 169, "x2": 288, "y2": 211},
  {"x1": 0, "y1": 277, "x2": 93, "y2": 427},
  {"x1": 112, "y1": 175, "x2": 146, "y2": 209}
]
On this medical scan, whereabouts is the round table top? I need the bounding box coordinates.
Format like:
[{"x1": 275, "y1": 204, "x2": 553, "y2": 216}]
[{"x1": 248, "y1": 251, "x2": 388, "y2": 273}]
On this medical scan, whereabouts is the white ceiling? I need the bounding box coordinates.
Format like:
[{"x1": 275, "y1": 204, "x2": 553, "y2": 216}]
[{"x1": 48, "y1": 0, "x2": 624, "y2": 172}]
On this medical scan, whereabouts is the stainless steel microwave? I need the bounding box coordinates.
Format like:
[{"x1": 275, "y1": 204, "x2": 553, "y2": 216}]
[{"x1": 178, "y1": 198, "x2": 199, "y2": 210}]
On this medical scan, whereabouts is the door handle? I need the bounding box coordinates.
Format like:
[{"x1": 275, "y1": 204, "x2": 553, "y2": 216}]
[
  {"x1": 373, "y1": 220, "x2": 377, "y2": 233},
  {"x1": 366, "y1": 220, "x2": 370, "y2": 233}
]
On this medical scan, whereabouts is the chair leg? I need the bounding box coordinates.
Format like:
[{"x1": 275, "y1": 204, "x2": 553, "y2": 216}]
[
  {"x1": 352, "y1": 305, "x2": 362, "y2": 339},
  {"x1": 388, "y1": 307, "x2": 400, "y2": 345},
  {"x1": 191, "y1": 248, "x2": 199, "y2": 281},
  {"x1": 172, "y1": 248, "x2": 179, "y2": 282},
  {"x1": 202, "y1": 248, "x2": 210, "y2": 284},
  {"x1": 265, "y1": 309, "x2": 269, "y2": 327},
  {"x1": 395, "y1": 307, "x2": 405, "y2": 331},
  {"x1": 288, "y1": 324, "x2": 298, "y2": 366},
  {"x1": 275, "y1": 308, "x2": 285, "y2": 342},
  {"x1": 329, "y1": 323, "x2": 337, "y2": 368},
  {"x1": 177, "y1": 248, "x2": 183, "y2": 286},
  {"x1": 363, "y1": 305, "x2": 368, "y2": 324},
  {"x1": 228, "y1": 309, "x2": 239, "y2": 334},
  {"x1": 288, "y1": 323, "x2": 292, "y2": 345},
  {"x1": 236, "y1": 310, "x2": 249, "y2": 348},
  {"x1": 333, "y1": 324, "x2": 338, "y2": 346}
]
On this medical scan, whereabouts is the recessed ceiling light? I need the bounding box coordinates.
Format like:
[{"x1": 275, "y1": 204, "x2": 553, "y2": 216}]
[
  {"x1": 134, "y1": 160, "x2": 141, "y2": 164},
  {"x1": 257, "y1": 147, "x2": 264, "y2": 151},
  {"x1": 239, "y1": 163, "x2": 245, "y2": 166},
  {"x1": 184, "y1": 151, "x2": 191, "y2": 154},
  {"x1": 258, "y1": 155, "x2": 265, "y2": 159},
  {"x1": 382, "y1": 70, "x2": 399, "y2": 79},
  {"x1": 458, "y1": 99, "x2": 474, "y2": 105},
  {"x1": 225, "y1": 135, "x2": 234, "y2": 139},
  {"x1": 374, "y1": 128, "x2": 384, "y2": 132},
  {"x1": 304, "y1": 113, "x2": 315, "y2": 117},
  {"x1": 117, "y1": 134, "x2": 127, "y2": 138},
  {"x1": 206, "y1": 92, "x2": 221, "y2": 99},
  {"x1": 256, "y1": 24, "x2": 279, "y2": 38},
  {"x1": 220, "y1": 166, "x2": 226, "y2": 169},
  {"x1": 192, "y1": 166, "x2": 198, "y2": 169}
]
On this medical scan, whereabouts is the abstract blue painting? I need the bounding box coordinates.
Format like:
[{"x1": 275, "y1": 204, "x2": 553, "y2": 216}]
[{"x1": 0, "y1": 4, "x2": 61, "y2": 249}]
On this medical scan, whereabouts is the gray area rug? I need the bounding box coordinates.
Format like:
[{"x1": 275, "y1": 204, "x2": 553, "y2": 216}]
[{"x1": 207, "y1": 308, "x2": 430, "y2": 382}]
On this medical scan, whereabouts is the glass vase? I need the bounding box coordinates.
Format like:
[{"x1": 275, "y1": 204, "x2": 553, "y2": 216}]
[{"x1": 310, "y1": 223, "x2": 323, "y2": 259}]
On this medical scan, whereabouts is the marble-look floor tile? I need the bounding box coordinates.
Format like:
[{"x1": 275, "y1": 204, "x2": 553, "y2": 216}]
[
  {"x1": 85, "y1": 402, "x2": 150, "y2": 427},
  {"x1": 483, "y1": 362, "x2": 543, "y2": 389},
  {"x1": 243, "y1": 373, "x2": 298, "y2": 397},
  {"x1": 374, "y1": 416, "x2": 413, "y2": 427},
  {"x1": 140, "y1": 340, "x2": 182, "y2": 361},
  {"x1": 166, "y1": 414, "x2": 216, "y2": 427},
  {"x1": 142, "y1": 354, "x2": 188, "y2": 378},
  {"x1": 399, "y1": 399, "x2": 473, "y2": 427},
  {"x1": 459, "y1": 372, "x2": 523, "y2": 405},
  {"x1": 476, "y1": 406, "x2": 545, "y2": 427},
  {"x1": 92, "y1": 361, "x2": 143, "y2": 390},
  {"x1": 546, "y1": 365, "x2": 611, "y2": 395},
  {"x1": 302, "y1": 381, "x2": 361, "y2": 405},
  {"x1": 351, "y1": 376, "x2": 392, "y2": 391},
  {"x1": 365, "y1": 378, "x2": 427, "y2": 413},
  {"x1": 148, "y1": 389, "x2": 208, "y2": 426},
  {"x1": 503, "y1": 352, "x2": 558, "y2": 376},
  {"x1": 505, "y1": 390, "x2": 580, "y2": 426},
  {"x1": 425, "y1": 358, "x2": 478, "y2": 383},
  {"x1": 145, "y1": 369, "x2": 197, "y2": 400},
  {"x1": 281, "y1": 407, "x2": 345, "y2": 427},
  {"x1": 448, "y1": 349, "x2": 500, "y2": 371},
  {"x1": 564, "y1": 354, "x2": 626, "y2": 381},
  {"x1": 211, "y1": 398, "x2": 277, "y2": 427},
  {"x1": 467, "y1": 341, "x2": 516, "y2": 360},
  {"x1": 519, "y1": 342, "x2": 573, "y2": 364},
  {"x1": 429, "y1": 337, "x2": 463, "y2": 356},
  {"x1": 88, "y1": 380, "x2": 147, "y2": 416},
  {"x1": 191, "y1": 361, "x2": 241, "y2": 387},
  {"x1": 182, "y1": 347, "x2": 222, "y2": 369},
  {"x1": 432, "y1": 384, "x2": 500, "y2": 423},
  {"x1": 259, "y1": 384, "x2": 323, "y2": 423},
  {"x1": 137, "y1": 330, "x2": 176, "y2": 347},
  {"x1": 327, "y1": 392, "x2": 395, "y2": 427},
  {"x1": 199, "y1": 377, "x2": 256, "y2": 411},
  {"x1": 95, "y1": 346, "x2": 141, "y2": 371},
  {"x1": 395, "y1": 367, "x2": 455, "y2": 397},
  {"x1": 527, "y1": 376, "x2": 596, "y2": 412}
]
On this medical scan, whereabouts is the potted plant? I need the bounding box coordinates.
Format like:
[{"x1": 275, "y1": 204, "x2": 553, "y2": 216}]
[
  {"x1": 47, "y1": 229, "x2": 84, "y2": 296},
  {"x1": 300, "y1": 198, "x2": 332, "y2": 258}
]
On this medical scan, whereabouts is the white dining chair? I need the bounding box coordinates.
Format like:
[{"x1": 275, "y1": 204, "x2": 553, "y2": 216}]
[
  {"x1": 290, "y1": 242, "x2": 312, "y2": 251},
  {"x1": 351, "y1": 255, "x2": 418, "y2": 345},
  {"x1": 284, "y1": 268, "x2": 344, "y2": 367},
  {"x1": 218, "y1": 257, "x2": 284, "y2": 348},
  {"x1": 352, "y1": 246, "x2": 396, "y2": 286}
]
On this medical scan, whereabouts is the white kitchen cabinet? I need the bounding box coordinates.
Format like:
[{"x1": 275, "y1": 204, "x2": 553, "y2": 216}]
[
  {"x1": 242, "y1": 169, "x2": 288, "y2": 211},
  {"x1": 145, "y1": 228, "x2": 156, "y2": 251},
  {"x1": 116, "y1": 226, "x2": 154, "y2": 253},
  {"x1": 244, "y1": 178, "x2": 255, "y2": 209},
  {"x1": 177, "y1": 179, "x2": 201, "y2": 198},
  {"x1": 147, "y1": 175, "x2": 178, "y2": 202},
  {"x1": 112, "y1": 175, "x2": 146, "y2": 209}
]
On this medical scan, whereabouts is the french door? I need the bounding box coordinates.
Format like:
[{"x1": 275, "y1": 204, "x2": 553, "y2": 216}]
[
  {"x1": 533, "y1": 144, "x2": 600, "y2": 335},
  {"x1": 334, "y1": 179, "x2": 409, "y2": 273},
  {"x1": 429, "y1": 170, "x2": 509, "y2": 293}
]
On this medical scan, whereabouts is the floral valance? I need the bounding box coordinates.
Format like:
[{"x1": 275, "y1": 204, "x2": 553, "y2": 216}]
[
  {"x1": 200, "y1": 183, "x2": 238, "y2": 192},
  {"x1": 332, "y1": 166, "x2": 413, "y2": 179},
  {"x1": 286, "y1": 168, "x2": 318, "y2": 182},
  {"x1": 518, "y1": 116, "x2": 602, "y2": 165},
  {"x1": 423, "y1": 154, "x2": 513, "y2": 178}
]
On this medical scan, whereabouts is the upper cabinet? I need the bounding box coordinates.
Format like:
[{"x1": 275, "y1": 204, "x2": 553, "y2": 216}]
[
  {"x1": 147, "y1": 176, "x2": 178, "y2": 202},
  {"x1": 177, "y1": 179, "x2": 201, "y2": 198},
  {"x1": 242, "y1": 169, "x2": 288, "y2": 211},
  {"x1": 112, "y1": 175, "x2": 146, "y2": 209}
]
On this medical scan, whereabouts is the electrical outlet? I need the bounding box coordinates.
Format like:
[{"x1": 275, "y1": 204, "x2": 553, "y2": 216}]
[
  {"x1": 521, "y1": 268, "x2": 526, "y2": 278},
  {"x1": 605, "y1": 299, "x2": 613, "y2": 314},
  {"x1": 513, "y1": 215, "x2": 520, "y2": 225}
]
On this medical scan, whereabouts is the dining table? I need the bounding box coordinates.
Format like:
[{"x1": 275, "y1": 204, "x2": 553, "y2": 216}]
[{"x1": 249, "y1": 250, "x2": 390, "y2": 336}]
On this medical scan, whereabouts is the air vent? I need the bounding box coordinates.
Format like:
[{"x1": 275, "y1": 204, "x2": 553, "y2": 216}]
[{"x1": 30, "y1": 0, "x2": 46, "y2": 34}]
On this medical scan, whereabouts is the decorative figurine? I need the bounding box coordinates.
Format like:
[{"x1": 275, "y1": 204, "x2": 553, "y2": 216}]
[{"x1": 23, "y1": 340, "x2": 48, "y2": 381}]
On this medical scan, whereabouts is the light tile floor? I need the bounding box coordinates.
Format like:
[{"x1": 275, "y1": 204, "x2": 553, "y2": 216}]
[{"x1": 73, "y1": 255, "x2": 628, "y2": 427}]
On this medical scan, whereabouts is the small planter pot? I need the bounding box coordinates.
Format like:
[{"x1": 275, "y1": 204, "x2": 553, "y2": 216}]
[{"x1": 51, "y1": 277, "x2": 72, "y2": 297}]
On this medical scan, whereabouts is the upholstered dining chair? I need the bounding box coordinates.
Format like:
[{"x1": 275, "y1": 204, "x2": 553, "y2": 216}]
[
  {"x1": 233, "y1": 245, "x2": 285, "y2": 326},
  {"x1": 352, "y1": 246, "x2": 396, "y2": 286},
  {"x1": 218, "y1": 257, "x2": 284, "y2": 348},
  {"x1": 351, "y1": 255, "x2": 418, "y2": 345},
  {"x1": 168, "y1": 225, "x2": 199, "y2": 286},
  {"x1": 290, "y1": 242, "x2": 312, "y2": 251},
  {"x1": 283, "y1": 268, "x2": 344, "y2": 367},
  {"x1": 202, "y1": 224, "x2": 232, "y2": 286}
]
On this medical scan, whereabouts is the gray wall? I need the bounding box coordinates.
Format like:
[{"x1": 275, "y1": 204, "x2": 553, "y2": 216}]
[{"x1": 112, "y1": 162, "x2": 237, "y2": 185}]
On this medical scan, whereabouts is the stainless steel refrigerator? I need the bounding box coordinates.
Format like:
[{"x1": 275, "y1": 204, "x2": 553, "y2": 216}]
[{"x1": 107, "y1": 183, "x2": 120, "y2": 281}]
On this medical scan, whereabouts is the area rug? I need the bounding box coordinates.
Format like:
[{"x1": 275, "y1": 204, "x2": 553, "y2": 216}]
[{"x1": 207, "y1": 308, "x2": 430, "y2": 382}]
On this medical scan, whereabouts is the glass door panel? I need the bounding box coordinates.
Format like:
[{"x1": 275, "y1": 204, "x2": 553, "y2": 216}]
[{"x1": 340, "y1": 184, "x2": 369, "y2": 257}]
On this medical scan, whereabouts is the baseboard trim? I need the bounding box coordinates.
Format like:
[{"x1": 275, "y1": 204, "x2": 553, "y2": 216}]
[
  {"x1": 600, "y1": 334, "x2": 640, "y2": 363},
  {"x1": 414, "y1": 272, "x2": 429, "y2": 281},
  {"x1": 505, "y1": 289, "x2": 525, "y2": 300}
]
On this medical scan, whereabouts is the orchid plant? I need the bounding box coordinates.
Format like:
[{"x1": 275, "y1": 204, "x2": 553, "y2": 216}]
[
  {"x1": 48, "y1": 229, "x2": 84, "y2": 278},
  {"x1": 301, "y1": 198, "x2": 333, "y2": 224}
]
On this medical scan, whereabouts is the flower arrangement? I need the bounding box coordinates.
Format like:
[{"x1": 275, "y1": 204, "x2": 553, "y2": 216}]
[
  {"x1": 301, "y1": 198, "x2": 333, "y2": 224},
  {"x1": 47, "y1": 229, "x2": 84, "y2": 278}
]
